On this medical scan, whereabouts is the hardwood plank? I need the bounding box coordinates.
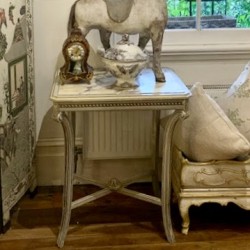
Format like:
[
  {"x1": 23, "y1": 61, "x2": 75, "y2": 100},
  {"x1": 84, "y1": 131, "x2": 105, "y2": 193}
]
[{"x1": 1, "y1": 184, "x2": 250, "y2": 249}]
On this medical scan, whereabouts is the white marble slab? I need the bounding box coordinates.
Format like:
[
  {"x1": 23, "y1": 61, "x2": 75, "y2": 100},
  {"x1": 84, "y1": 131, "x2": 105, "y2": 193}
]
[{"x1": 51, "y1": 68, "x2": 190, "y2": 103}]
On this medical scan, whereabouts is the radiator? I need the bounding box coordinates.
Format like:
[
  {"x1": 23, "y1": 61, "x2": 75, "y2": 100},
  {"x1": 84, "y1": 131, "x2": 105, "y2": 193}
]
[{"x1": 82, "y1": 110, "x2": 154, "y2": 159}]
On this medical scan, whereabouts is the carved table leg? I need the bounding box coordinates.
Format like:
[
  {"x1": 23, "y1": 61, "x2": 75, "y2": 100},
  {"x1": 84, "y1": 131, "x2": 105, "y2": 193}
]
[
  {"x1": 56, "y1": 112, "x2": 75, "y2": 248},
  {"x1": 179, "y1": 199, "x2": 191, "y2": 235},
  {"x1": 161, "y1": 111, "x2": 182, "y2": 244}
]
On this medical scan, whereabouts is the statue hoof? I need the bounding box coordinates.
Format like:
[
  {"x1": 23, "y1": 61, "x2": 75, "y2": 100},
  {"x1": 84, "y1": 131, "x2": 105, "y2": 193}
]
[{"x1": 156, "y1": 75, "x2": 166, "y2": 83}]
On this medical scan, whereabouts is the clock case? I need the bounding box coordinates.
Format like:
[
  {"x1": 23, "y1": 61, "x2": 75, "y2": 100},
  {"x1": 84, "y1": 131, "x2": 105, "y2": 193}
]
[{"x1": 60, "y1": 27, "x2": 93, "y2": 84}]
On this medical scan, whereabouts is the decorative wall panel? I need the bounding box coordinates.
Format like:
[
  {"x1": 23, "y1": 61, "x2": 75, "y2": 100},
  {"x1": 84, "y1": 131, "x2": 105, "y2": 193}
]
[{"x1": 0, "y1": 0, "x2": 35, "y2": 232}]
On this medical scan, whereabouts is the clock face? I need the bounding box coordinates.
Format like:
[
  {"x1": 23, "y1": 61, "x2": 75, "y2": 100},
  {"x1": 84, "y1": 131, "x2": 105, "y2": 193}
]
[{"x1": 67, "y1": 44, "x2": 85, "y2": 62}]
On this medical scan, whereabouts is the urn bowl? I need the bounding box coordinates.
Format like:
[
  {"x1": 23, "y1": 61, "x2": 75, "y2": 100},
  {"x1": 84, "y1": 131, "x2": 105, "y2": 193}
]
[{"x1": 99, "y1": 36, "x2": 149, "y2": 88}]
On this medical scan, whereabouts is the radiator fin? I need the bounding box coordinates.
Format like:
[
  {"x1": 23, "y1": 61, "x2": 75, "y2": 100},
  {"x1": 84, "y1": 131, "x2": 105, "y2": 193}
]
[{"x1": 83, "y1": 111, "x2": 153, "y2": 159}]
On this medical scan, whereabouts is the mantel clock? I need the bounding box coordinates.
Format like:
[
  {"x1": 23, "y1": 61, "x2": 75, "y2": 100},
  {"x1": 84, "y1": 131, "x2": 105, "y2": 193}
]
[{"x1": 60, "y1": 27, "x2": 93, "y2": 84}]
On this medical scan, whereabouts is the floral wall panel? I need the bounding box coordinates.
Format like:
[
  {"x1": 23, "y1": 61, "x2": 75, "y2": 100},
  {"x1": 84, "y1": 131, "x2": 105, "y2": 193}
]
[{"x1": 0, "y1": 0, "x2": 35, "y2": 232}]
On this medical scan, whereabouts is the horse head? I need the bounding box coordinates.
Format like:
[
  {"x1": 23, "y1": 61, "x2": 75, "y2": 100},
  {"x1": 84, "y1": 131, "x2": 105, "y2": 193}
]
[{"x1": 104, "y1": 0, "x2": 134, "y2": 23}]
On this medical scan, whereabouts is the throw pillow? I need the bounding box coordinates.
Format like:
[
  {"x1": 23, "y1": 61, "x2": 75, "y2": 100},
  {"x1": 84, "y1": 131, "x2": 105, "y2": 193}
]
[
  {"x1": 162, "y1": 83, "x2": 250, "y2": 162},
  {"x1": 217, "y1": 61, "x2": 250, "y2": 142}
]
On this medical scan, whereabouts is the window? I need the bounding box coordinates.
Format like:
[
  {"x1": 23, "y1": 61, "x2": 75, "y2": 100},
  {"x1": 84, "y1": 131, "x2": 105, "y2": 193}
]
[
  {"x1": 168, "y1": 0, "x2": 250, "y2": 29},
  {"x1": 159, "y1": 0, "x2": 250, "y2": 57}
]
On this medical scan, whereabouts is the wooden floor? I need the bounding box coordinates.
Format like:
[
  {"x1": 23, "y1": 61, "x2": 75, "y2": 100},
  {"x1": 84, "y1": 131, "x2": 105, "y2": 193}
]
[{"x1": 1, "y1": 184, "x2": 250, "y2": 250}]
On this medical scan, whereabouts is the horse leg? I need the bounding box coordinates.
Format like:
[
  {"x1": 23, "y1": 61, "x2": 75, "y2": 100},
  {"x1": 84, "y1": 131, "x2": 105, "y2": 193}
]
[
  {"x1": 138, "y1": 33, "x2": 150, "y2": 50},
  {"x1": 150, "y1": 22, "x2": 165, "y2": 82},
  {"x1": 99, "y1": 28, "x2": 112, "y2": 50}
]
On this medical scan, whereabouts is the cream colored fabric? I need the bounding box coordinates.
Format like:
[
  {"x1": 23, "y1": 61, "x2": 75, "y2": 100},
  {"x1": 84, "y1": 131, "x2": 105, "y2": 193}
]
[
  {"x1": 165, "y1": 83, "x2": 250, "y2": 162},
  {"x1": 217, "y1": 61, "x2": 250, "y2": 142}
]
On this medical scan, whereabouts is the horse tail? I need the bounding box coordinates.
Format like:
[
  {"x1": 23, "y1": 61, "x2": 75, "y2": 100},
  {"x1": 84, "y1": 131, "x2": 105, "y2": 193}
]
[{"x1": 67, "y1": 0, "x2": 80, "y2": 35}]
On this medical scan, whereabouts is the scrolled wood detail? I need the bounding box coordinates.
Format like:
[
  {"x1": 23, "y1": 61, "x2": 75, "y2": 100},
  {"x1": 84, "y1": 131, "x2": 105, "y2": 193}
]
[{"x1": 193, "y1": 167, "x2": 250, "y2": 187}]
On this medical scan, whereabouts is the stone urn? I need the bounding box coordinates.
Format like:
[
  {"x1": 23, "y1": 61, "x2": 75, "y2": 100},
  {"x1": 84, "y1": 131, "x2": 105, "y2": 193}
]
[{"x1": 99, "y1": 35, "x2": 149, "y2": 88}]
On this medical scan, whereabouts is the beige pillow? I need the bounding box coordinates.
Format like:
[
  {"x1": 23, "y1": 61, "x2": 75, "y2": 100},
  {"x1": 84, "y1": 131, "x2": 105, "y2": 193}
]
[
  {"x1": 164, "y1": 83, "x2": 250, "y2": 162},
  {"x1": 217, "y1": 61, "x2": 250, "y2": 142}
]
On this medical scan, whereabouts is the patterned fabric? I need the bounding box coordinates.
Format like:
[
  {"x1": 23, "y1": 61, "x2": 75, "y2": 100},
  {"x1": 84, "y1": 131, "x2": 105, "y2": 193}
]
[
  {"x1": 217, "y1": 61, "x2": 250, "y2": 143},
  {"x1": 162, "y1": 83, "x2": 250, "y2": 162},
  {"x1": 0, "y1": 0, "x2": 36, "y2": 231}
]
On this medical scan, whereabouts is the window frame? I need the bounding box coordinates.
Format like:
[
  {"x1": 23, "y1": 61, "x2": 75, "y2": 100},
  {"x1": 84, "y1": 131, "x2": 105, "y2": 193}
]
[
  {"x1": 159, "y1": 0, "x2": 250, "y2": 57},
  {"x1": 159, "y1": 28, "x2": 250, "y2": 56}
]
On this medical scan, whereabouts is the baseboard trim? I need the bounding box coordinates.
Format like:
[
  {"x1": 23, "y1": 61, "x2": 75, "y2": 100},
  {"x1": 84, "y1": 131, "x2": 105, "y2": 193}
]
[{"x1": 36, "y1": 137, "x2": 83, "y2": 147}]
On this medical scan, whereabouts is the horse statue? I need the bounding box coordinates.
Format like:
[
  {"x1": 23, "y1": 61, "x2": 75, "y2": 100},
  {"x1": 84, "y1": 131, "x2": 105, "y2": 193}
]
[{"x1": 68, "y1": 0, "x2": 168, "y2": 82}]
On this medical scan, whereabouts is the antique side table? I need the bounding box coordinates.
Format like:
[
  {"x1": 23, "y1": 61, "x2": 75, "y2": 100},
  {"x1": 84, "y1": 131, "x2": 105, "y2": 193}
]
[{"x1": 50, "y1": 68, "x2": 191, "y2": 247}]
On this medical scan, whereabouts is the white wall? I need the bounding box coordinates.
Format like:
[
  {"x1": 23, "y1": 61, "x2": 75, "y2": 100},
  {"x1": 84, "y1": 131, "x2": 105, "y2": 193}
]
[
  {"x1": 33, "y1": 1, "x2": 250, "y2": 186},
  {"x1": 33, "y1": 0, "x2": 103, "y2": 139}
]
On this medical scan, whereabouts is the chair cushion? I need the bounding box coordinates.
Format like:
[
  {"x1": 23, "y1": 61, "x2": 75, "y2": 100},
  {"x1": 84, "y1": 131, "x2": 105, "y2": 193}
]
[
  {"x1": 162, "y1": 83, "x2": 250, "y2": 162},
  {"x1": 217, "y1": 61, "x2": 250, "y2": 142}
]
